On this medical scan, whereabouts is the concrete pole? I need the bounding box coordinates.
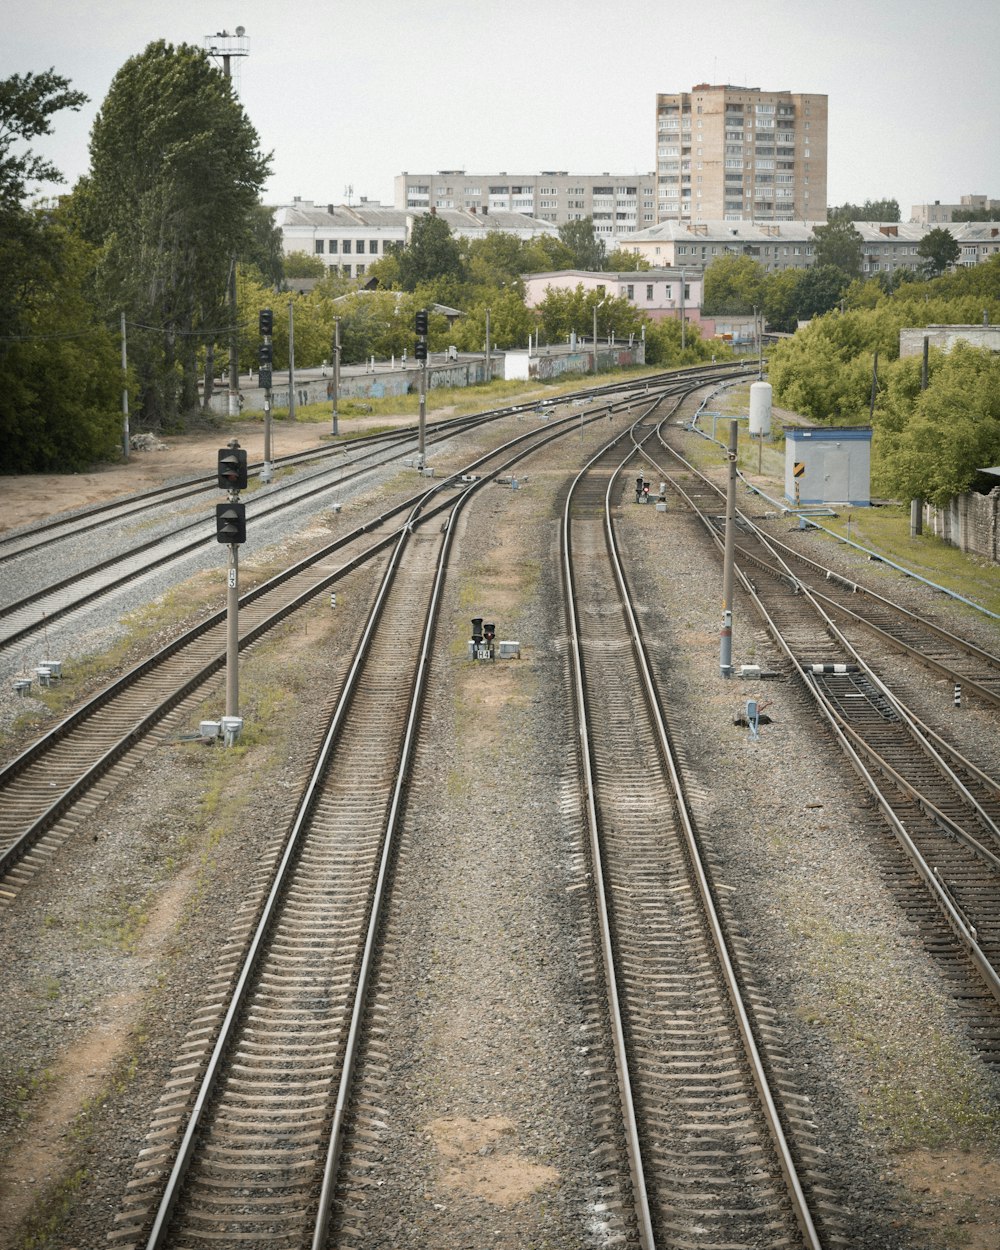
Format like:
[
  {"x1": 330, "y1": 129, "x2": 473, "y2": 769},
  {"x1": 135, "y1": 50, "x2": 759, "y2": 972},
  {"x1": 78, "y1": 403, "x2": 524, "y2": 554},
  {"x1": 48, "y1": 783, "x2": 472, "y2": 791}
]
[
  {"x1": 226, "y1": 542, "x2": 239, "y2": 717},
  {"x1": 288, "y1": 299, "x2": 296, "y2": 422},
  {"x1": 419, "y1": 358, "x2": 427, "y2": 467},
  {"x1": 680, "y1": 273, "x2": 687, "y2": 352},
  {"x1": 485, "y1": 307, "x2": 491, "y2": 383},
  {"x1": 720, "y1": 420, "x2": 738, "y2": 678},
  {"x1": 331, "y1": 317, "x2": 340, "y2": 436},
  {"x1": 120, "y1": 311, "x2": 130, "y2": 461}
]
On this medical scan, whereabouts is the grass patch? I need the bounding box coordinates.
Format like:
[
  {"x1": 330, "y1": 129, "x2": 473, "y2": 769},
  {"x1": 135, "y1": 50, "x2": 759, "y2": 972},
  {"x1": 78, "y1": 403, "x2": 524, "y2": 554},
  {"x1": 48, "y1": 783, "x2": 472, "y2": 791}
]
[{"x1": 789, "y1": 910, "x2": 1000, "y2": 1150}]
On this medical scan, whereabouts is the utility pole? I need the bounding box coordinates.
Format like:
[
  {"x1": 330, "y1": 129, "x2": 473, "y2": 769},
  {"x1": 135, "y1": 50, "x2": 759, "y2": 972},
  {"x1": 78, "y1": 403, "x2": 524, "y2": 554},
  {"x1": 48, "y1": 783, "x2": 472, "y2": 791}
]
[
  {"x1": 485, "y1": 307, "x2": 491, "y2": 384},
  {"x1": 415, "y1": 308, "x2": 429, "y2": 468},
  {"x1": 593, "y1": 298, "x2": 606, "y2": 375},
  {"x1": 120, "y1": 312, "x2": 130, "y2": 465},
  {"x1": 331, "y1": 317, "x2": 341, "y2": 436},
  {"x1": 680, "y1": 273, "x2": 687, "y2": 352},
  {"x1": 215, "y1": 439, "x2": 248, "y2": 742},
  {"x1": 720, "y1": 420, "x2": 738, "y2": 678},
  {"x1": 259, "y1": 307, "x2": 274, "y2": 482},
  {"x1": 205, "y1": 31, "x2": 250, "y2": 419},
  {"x1": 288, "y1": 299, "x2": 296, "y2": 422}
]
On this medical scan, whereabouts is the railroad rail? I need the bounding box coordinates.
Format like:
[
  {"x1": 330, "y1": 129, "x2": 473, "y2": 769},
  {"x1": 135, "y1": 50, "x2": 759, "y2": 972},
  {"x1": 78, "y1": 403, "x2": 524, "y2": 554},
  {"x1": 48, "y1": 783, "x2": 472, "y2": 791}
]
[
  {"x1": 560, "y1": 414, "x2": 826, "y2": 1247},
  {"x1": 104, "y1": 386, "x2": 677, "y2": 1249},
  {"x1": 637, "y1": 422, "x2": 1000, "y2": 1039}
]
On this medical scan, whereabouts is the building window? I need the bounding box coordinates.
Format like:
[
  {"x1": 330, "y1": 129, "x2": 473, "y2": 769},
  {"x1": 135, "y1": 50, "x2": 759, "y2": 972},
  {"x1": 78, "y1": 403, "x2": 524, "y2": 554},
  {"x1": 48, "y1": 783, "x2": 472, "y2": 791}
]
[
  {"x1": 646, "y1": 284, "x2": 654, "y2": 300},
  {"x1": 315, "y1": 240, "x2": 325, "y2": 253},
  {"x1": 627, "y1": 284, "x2": 634, "y2": 299},
  {"x1": 328, "y1": 239, "x2": 338, "y2": 253},
  {"x1": 356, "y1": 264, "x2": 365, "y2": 276},
  {"x1": 369, "y1": 240, "x2": 379, "y2": 254},
  {"x1": 343, "y1": 239, "x2": 352, "y2": 254}
]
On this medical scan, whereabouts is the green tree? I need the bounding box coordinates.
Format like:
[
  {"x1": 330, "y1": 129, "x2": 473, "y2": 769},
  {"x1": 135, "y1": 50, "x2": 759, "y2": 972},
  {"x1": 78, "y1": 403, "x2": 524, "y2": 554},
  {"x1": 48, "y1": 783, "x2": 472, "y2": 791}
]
[
  {"x1": 828, "y1": 199, "x2": 900, "y2": 223},
  {"x1": 558, "y1": 217, "x2": 606, "y2": 270},
  {"x1": 605, "y1": 248, "x2": 650, "y2": 272},
  {"x1": 873, "y1": 344, "x2": 1000, "y2": 505},
  {"x1": 396, "y1": 214, "x2": 465, "y2": 290},
  {"x1": 702, "y1": 254, "x2": 766, "y2": 315},
  {"x1": 0, "y1": 69, "x2": 88, "y2": 339},
  {"x1": 0, "y1": 213, "x2": 120, "y2": 472},
  {"x1": 83, "y1": 41, "x2": 270, "y2": 429},
  {"x1": 917, "y1": 226, "x2": 961, "y2": 277},
  {"x1": 283, "y1": 250, "x2": 326, "y2": 279},
  {"x1": 812, "y1": 218, "x2": 863, "y2": 279},
  {"x1": 244, "y1": 204, "x2": 285, "y2": 288}
]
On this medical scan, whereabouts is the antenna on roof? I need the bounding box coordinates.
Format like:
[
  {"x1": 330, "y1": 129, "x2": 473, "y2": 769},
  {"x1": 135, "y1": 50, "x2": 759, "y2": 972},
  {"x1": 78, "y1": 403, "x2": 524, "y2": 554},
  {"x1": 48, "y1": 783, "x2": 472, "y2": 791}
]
[{"x1": 345, "y1": 184, "x2": 353, "y2": 205}]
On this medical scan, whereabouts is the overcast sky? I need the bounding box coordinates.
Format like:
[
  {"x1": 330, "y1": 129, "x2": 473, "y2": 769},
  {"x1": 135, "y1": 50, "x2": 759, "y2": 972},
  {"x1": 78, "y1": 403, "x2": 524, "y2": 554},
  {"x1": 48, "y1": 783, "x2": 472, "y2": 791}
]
[{"x1": 6, "y1": 0, "x2": 999, "y2": 220}]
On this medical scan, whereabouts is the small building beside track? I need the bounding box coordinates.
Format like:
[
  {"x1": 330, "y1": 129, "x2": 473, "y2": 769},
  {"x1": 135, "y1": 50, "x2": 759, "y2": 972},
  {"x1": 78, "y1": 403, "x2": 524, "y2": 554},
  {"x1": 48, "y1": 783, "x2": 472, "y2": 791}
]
[{"x1": 784, "y1": 426, "x2": 872, "y2": 507}]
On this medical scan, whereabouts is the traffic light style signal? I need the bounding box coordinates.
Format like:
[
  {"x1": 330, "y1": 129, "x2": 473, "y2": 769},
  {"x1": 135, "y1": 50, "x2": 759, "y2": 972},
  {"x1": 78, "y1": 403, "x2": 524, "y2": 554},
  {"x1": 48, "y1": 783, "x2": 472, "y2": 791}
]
[
  {"x1": 258, "y1": 343, "x2": 272, "y2": 366},
  {"x1": 414, "y1": 309, "x2": 428, "y2": 336},
  {"x1": 217, "y1": 447, "x2": 248, "y2": 490},
  {"x1": 414, "y1": 340, "x2": 428, "y2": 361},
  {"x1": 216, "y1": 502, "x2": 247, "y2": 544},
  {"x1": 259, "y1": 307, "x2": 273, "y2": 336}
]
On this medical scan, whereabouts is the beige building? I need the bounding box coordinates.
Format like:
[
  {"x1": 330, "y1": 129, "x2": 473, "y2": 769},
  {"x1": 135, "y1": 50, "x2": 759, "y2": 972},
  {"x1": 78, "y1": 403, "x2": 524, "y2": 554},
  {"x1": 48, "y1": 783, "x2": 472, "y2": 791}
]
[
  {"x1": 655, "y1": 84, "x2": 827, "y2": 224},
  {"x1": 910, "y1": 194, "x2": 1000, "y2": 224},
  {"x1": 393, "y1": 171, "x2": 658, "y2": 241}
]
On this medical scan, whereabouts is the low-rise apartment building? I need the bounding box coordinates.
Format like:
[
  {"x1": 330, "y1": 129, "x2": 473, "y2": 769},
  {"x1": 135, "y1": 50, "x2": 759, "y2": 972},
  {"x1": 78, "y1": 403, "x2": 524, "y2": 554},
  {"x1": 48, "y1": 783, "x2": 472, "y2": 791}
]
[
  {"x1": 275, "y1": 199, "x2": 556, "y2": 279},
  {"x1": 911, "y1": 194, "x2": 1000, "y2": 224},
  {"x1": 393, "y1": 171, "x2": 658, "y2": 241},
  {"x1": 623, "y1": 219, "x2": 1000, "y2": 277},
  {"x1": 522, "y1": 269, "x2": 706, "y2": 327}
]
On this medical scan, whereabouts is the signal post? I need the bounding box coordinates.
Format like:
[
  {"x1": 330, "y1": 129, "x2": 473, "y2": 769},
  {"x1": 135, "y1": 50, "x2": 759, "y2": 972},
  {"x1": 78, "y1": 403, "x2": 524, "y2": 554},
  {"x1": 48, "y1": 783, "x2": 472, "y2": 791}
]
[{"x1": 216, "y1": 440, "x2": 248, "y2": 741}]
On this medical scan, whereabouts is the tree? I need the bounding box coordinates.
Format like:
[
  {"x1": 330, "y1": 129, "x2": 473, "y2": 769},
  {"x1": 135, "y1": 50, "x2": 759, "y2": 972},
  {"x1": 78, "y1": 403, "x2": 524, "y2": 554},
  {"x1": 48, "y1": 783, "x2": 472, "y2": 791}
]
[
  {"x1": 243, "y1": 204, "x2": 284, "y2": 288},
  {"x1": 812, "y1": 218, "x2": 863, "y2": 279},
  {"x1": 0, "y1": 69, "x2": 88, "y2": 340},
  {"x1": 0, "y1": 212, "x2": 120, "y2": 472},
  {"x1": 951, "y1": 206, "x2": 996, "y2": 223},
  {"x1": 605, "y1": 248, "x2": 650, "y2": 272},
  {"x1": 873, "y1": 344, "x2": 1000, "y2": 505},
  {"x1": 83, "y1": 41, "x2": 271, "y2": 428},
  {"x1": 558, "y1": 217, "x2": 606, "y2": 271},
  {"x1": 702, "y1": 254, "x2": 766, "y2": 315},
  {"x1": 917, "y1": 226, "x2": 961, "y2": 277},
  {"x1": 828, "y1": 199, "x2": 900, "y2": 223},
  {"x1": 283, "y1": 251, "x2": 327, "y2": 279},
  {"x1": 396, "y1": 213, "x2": 464, "y2": 290}
]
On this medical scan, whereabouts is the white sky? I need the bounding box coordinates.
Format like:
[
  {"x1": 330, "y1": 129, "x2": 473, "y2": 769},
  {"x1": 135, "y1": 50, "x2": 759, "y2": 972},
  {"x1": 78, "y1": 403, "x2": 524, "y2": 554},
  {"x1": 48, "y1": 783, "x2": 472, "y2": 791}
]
[{"x1": 6, "y1": 0, "x2": 1000, "y2": 219}]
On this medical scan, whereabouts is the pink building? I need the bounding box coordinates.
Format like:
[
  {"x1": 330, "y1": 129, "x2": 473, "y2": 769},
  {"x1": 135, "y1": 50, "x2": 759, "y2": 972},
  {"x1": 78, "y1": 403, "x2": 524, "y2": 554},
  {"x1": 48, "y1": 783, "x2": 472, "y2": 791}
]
[{"x1": 522, "y1": 268, "x2": 710, "y2": 330}]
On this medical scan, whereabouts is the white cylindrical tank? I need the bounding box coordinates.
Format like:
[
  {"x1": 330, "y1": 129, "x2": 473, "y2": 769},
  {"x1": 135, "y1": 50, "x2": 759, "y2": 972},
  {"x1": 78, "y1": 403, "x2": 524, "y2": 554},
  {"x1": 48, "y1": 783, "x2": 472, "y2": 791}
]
[{"x1": 749, "y1": 381, "x2": 772, "y2": 436}]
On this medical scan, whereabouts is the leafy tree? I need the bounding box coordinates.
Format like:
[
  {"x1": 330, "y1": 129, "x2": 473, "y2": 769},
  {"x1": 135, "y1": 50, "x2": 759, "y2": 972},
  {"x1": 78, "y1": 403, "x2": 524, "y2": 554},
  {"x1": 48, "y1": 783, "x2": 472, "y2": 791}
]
[
  {"x1": 83, "y1": 41, "x2": 270, "y2": 429},
  {"x1": 917, "y1": 226, "x2": 961, "y2": 277},
  {"x1": 558, "y1": 217, "x2": 606, "y2": 271},
  {"x1": 792, "y1": 264, "x2": 852, "y2": 320},
  {"x1": 522, "y1": 233, "x2": 575, "y2": 272},
  {"x1": 244, "y1": 204, "x2": 284, "y2": 287},
  {"x1": 950, "y1": 207, "x2": 996, "y2": 222},
  {"x1": 396, "y1": 213, "x2": 464, "y2": 290},
  {"x1": 0, "y1": 69, "x2": 88, "y2": 340},
  {"x1": 283, "y1": 250, "x2": 327, "y2": 279},
  {"x1": 534, "y1": 284, "x2": 642, "y2": 345},
  {"x1": 702, "y1": 254, "x2": 766, "y2": 315},
  {"x1": 643, "y1": 316, "x2": 714, "y2": 366},
  {"x1": 812, "y1": 218, "x2": 863, "y2": 279},
  {"x1": 0, "y1": 213, "x2": 120, "y2": 471},
  {"x1": 828, "y1": 199, "x2": 900, "y2": 223},
  {"x1": 605, "y1": 248, "x2": 650, "y2": 272},
  {"x1": 872, "y1": 343, "x2": 1000, "y2": 505}
]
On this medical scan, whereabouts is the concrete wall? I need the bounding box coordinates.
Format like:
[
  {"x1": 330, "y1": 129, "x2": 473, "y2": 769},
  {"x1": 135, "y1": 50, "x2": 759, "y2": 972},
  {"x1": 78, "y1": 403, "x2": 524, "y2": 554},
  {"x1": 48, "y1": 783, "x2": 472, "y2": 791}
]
[
  {"x1": 900, "y1": 325, "x2": 1000, "y2": 358},
  {"x1": 923, "y1": 488, "x2": 1000, "y2": 562},
  {"x1": 506, "y1": 342, "x2": 645, "y2": 382}
]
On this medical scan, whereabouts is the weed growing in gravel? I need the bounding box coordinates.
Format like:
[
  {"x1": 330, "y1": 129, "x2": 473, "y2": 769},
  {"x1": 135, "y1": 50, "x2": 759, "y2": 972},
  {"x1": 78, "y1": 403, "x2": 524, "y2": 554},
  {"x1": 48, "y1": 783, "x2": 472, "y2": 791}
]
[
  {"x1": 9, "y1": 1065, "x2": 54, "y2": 1123},
  {"x1": 14, "y1": 1166, "x2": 87, "y2": 1250},
  {"x1": 788, "y1": 909, "x2": 1000, "y2": 1151}
]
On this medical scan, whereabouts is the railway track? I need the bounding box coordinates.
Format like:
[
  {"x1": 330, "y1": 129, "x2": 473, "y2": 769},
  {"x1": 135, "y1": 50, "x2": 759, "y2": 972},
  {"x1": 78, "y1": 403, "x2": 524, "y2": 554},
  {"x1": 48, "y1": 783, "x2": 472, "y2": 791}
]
[
  {"x1": 0, "y1": 367, "x2": 741, "y2": 658},
  {"x1": 1, "y1": 399, "x2": 643, "y2": 904},
  {"x1": 560, "y1": 418, "x2": 828, "y2": 1247},
  {"x1": 104, "y1": 386, "x2": 676, "y2": 1249},
  {"x1": 638, "y1": 420, "x2": 1000, "y2": 1050}
]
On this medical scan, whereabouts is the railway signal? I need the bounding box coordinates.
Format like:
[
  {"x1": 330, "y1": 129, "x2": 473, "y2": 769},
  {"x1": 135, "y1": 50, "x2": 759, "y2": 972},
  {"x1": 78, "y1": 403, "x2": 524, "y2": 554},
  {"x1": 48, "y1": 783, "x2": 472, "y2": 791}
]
[
  {"x1": 216, "y1": 438, "x2": 246, "y2": 741},
  {"x1": 414, "y1": 308, "x2": 429, "y2": 468},
  {"x1": 215, "y1": 502, "x2": 246, "y2": 544},
  {"x1": 259, "y1": 307, "x2": 273, "y2": 336},
  {"x1": 217, "y1": 446, "x2": 248, "y2": 491}
]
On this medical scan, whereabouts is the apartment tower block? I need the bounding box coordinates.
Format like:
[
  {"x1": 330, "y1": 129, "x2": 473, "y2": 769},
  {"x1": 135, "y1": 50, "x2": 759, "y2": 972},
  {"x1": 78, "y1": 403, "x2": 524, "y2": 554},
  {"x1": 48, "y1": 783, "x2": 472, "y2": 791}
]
[{"x1": 656, "y1": 84, "x2": 827, "y2": 223}]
